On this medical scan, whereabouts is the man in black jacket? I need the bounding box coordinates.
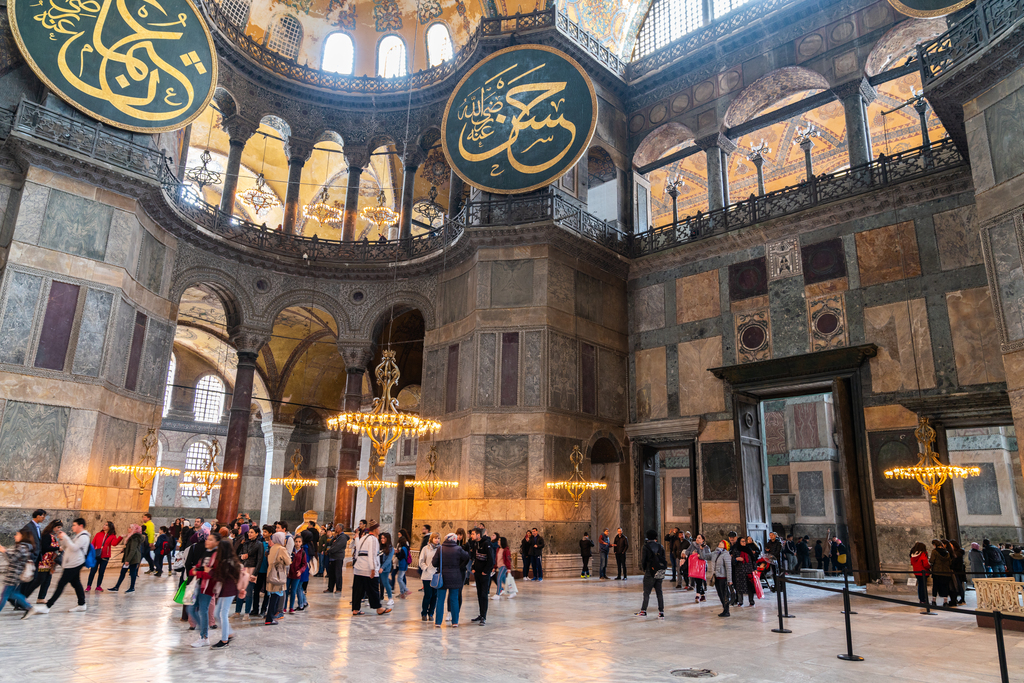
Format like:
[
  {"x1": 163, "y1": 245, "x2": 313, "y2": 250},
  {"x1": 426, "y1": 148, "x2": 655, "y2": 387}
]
[
  {"x1": 665, "y1": 528, "x2": 681, "y2": 583},
  {"x1": 635, "y1": 530, "x2": 667, "y2": 618},
  {"x1": 613, "y1": 528, "x2": 630, "y2": 580},
  {"x1": 325, "y1": 526, "x2": 349, "y2": 594},
  {"x1": 530, "y1": 528, "x2": 545, "y2": 581},
  {"x1": 469, "y1": 528, "x2": 494, "y2": 625}
]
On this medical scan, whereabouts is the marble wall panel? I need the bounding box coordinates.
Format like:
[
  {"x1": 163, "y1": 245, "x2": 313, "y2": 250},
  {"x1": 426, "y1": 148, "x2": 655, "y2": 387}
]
[
  {"x1": 0, "y1": 401, "x2": 70, "y2": 482},
  {"x1": 987, "y1": 220, "x2": 1024, "y2": 342},
  {"x1": 459, "y1": 335, "x2": 475, "y2": 411},
  {"x1": 39, "y1": 190, "x2": 112, "y2": 260},
  {"x1": 772, "y1": 473, "x2": 790, "y2": 493},
  {"x1": 483, "y1": 434, "x2": 528, "y2": 499},
  {"x1": 801, "y1": 238, "x2": 847, "y2": 285},
  {"x1": 863, "y1": 299, "x2": 936, "y2": 393},
  {"x1": 797, "y1": 470, "x2": 826, "y2": 517},
  {"x1": 477, "y1": 332, "x2": 496, "y2": 407},
  {"x1": 603, "y1": 279, "x2": 628, "y2": 334},
  {"x1": 767, "y1": 237, "x2": 803, "y2": 281},
  {"x1": 0, "y1": 271, "x2": 43, "y2": 365},
  {"x1": 57, "y1": 409, "x2": 98, "y2": 484},
  {"x1": 934, "y1": 205, "x2": 982, "y2": 271},
  {"x1": 92, "y1": 417, "x2": 138, "y2": 487},
  {"x1": 71, "y1": 289, "x2": 113, "y2": 377},
  {"x1": 0, "y1": 186, "x2": 16, "y2": 248},
  {"x1": 854, "y1": 221, "x2": 922, "y2": 288},
  {"x1": 635, "y1": 346, "x2": 668, "y2": 422},
  {"x1": 500, "y1": 332, "x2": 519, "y2": 406},
  {"x1": 575, "y1": 270, "x2": 603, "y2": 323},
  {"x1": 963, "y1": 461, "x2": 1001, "y2": 515},
  {"x1": 523, "y1": 330, "x2": 542, "y2": 407},
  {"x1": 729, "y1": 257, "x2": 768, "y2": 301},
  {"x1": 676, "y1": 269, "x2": 720, "y2": 324},
  {"x1": 946, "y1": 288, "x2": 1005, "y2": 385},
  {"x1": 138, "y1": 319, "x2": 175, "y2": 398},
  {"x1": 765, "y1": 411, "x2": 787, "y2": 454},
  {"x1": 103, "y1": 299, "x2": 135, "y2": 386},
  {"x1": 581, "y1": 343, "x2": 597, "y2": 414},
  {"x1": 549, "y1": 332, "x2": 579, "y2": 412},
  {"x1": 548, "y1": 261, "x2": 574, "y2": 314},
  {"x1": 677, "y1": 336, "x2": 724, "y2": 416},
  {"x1": 868, "y1": 429, "x2": 923, "y2": 499},
  {"x1": 440, "y1": 272, "x2": 470, "y2": 325},
  {"x1": 136, "y1": 230, "x2": 166, "y2": 293},
  {"x1": 735, "y1": 308, "x2": 771, "y2": 363},
  {"x1": 701, "y1": 441, "x2": 738, "y2": 501},
  {"x1": 598, "y1": 347, "x2": 626, "y2": 421},
  {"x1": 12, "y1": 183, "x2": 49, "y2": 245},
  {"x1": 768, "y1": 273, "x2": 807, "y2": 355},
  {"x1": 34, "y1": 281, "x2": 80, "y2": 371},
  {"x1": 985, "y1": 86, "x2": 1024, "y2": 185},
  {"x1": 422, "y1": 348, "x2": 443, "y2": 416},
  {"x1": 807, "y1": 292, "x2": 848, "y2": 351},
  {"x1": 490, "y1": 260, "x2": 534, "y2": 308},
  {"x1": 105, "y1": 210, "x2": 137, "y2": 269},
  {"x1": 635, "y1": 283, "x2": 666, "y2": 332},
  {"x1": 548, "y1": 435, "x2": 579, "y2": 482},
  {"x1": 445, "y1": 344, "x2": 459, "y2": 414},
  {"x1": 793, "y1": 402, "x2": 820, "y2": 449},
  {"x1": 123, "y1": 311, "x2": 147, "y2": 391},
  {"x1": 671, "y1": 475, "x2": 691, "y2": 517}
]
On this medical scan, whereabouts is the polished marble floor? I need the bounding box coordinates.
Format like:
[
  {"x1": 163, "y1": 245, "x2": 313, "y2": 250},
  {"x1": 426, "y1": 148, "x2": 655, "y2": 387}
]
[{"x1": 3, "y1": 571, "x2": 1021, "y2": 682}]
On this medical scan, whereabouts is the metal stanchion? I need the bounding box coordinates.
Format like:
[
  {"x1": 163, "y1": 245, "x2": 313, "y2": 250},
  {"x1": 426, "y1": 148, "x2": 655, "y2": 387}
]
[
  {"x1": 771, "y1": 564, "x2": 791, "y2": 634},
  {"x1": 993, "y1": 611, "x2": 1009, "y2": 683},
  {"x1": 780, "y1": 569, "x2": 794, "y2": 618},
  {"x1": 837, "y1": 567, "x2": 863, "y2": 662}
]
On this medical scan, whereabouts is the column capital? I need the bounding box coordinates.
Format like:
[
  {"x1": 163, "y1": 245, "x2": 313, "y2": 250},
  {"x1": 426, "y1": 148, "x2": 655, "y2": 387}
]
[
  {"x1": 830, "y1": 78, "x2": 876, "y2": 105},
  {"x1": 344, "y1": 146, "x2": 371, "y2": 170},
  {"x1": 221, "y1": 116, "x2": 258, "y2": 144},
  {"x1": 337, "y1": 343, "x2": 374, "y2": 371},
  {"x1": 693, "y1": 133, "x2": 737, "y2": 155},
  {"x1": 283, "y1": 137, "x2": 315, "y2": 163},
  {"x1": 228, "y1": 326, "x2": 271, "y2": 355},
  {"x1": 403, "y1": 145, "x2": 427, "y2": 169}
]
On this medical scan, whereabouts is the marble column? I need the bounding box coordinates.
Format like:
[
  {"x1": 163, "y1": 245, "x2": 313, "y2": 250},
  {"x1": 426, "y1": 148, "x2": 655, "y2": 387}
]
[
  {"x1": 281, "y1": 146, "x2": 309, "y2": 235},
  {"x1": 398, "y1": 162, "x2": 420, "y2": 242},
  {"x1": 751, "y1": 154, "x2": 766, "y2": 195},
  {"x1": 448, "y1": 169, "x2": 465, "y2": 218},
  {"x1": 219, "y1": 118, "x2": 256, "y2": 215},
  {"x1": 176, "y1": 123, "x2": 192, "y2": 182},
  {"x1": 832, "y1": 79, "x2": 876, "y2": 168},
  {"x1": 695, "y1": 134, "x2": 737, "y2": 212},
  {"x1": 336, "y1": 345, "x2": 372, "y2": 528},
  {"x1": 341, "y1": 147, "x2": 370, "y2": 241},
  {"x1": 720, "y1": 149, "x2": 730, "y2": 206},
  {"x1": 312, "y1": 431, "x2": 340, "y2": 522},
  {"x1": 799, "y1": 138, "x2": 815, "y2": 181},
  {"x1": 914, "y1": 97, "x2": 932, "y2": 151},
  {"x1": 262, "y1": 422, "x2": 296, "y2": 524}
]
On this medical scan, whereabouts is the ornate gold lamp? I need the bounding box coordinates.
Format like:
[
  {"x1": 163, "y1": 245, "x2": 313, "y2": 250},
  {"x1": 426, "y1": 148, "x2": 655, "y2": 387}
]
[
  {"x1": 271, "y1": 452, "x2": 319, "y2": 501},
  {"x1": 546, "y1": 445, "x2": 606, "y2": 508},
  {"x1": 109, "y1": 428, "x2": 180, "y2": 495},
  {"x1": 239, "y1": 136, "x2": 281, "y2": 217},
  {"x1": 178, "y1": 438, "x2": 238, "y2": 499},
  {"x1": 404, "y1": 444, "x2": 458, "y2": 505},
  {"x1": 328, "y1": 350, "x2": 441, "y2": 467},
  {"x1": 359, "y1": 189, "x2": 399, "y2": 227},
  {"x1": 347, "y1": 465, "x2": 397, "y2": 503},
  {"x1": 303, "y1": 186, "x2": 343, "y2": 225},
  {"x1": 884, "y1": 417, "x2": 980, "y2": 504}
]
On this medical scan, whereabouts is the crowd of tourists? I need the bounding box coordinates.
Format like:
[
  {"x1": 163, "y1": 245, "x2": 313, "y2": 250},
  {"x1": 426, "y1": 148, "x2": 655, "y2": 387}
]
[{"x1": 910, "y1": 538, "x2": 1024, "y2": 607}]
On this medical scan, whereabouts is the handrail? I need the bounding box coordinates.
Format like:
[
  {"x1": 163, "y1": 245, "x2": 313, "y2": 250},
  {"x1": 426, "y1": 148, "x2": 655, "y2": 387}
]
[
  {"x1": 633, "y1": 139, "x2": 966, "y2": 258},
  {"x1": 918, "y1": 0, "x2": 1024, "y2": 86}
]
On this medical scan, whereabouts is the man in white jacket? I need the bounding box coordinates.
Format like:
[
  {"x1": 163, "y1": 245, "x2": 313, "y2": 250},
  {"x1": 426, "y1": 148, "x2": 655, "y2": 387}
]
[
  {"x1": 38, "y1": 518, "x2": 91, "y2": 613},
  {"x1": 350, "y1": 521, "x2": 389, "y2": 616}
]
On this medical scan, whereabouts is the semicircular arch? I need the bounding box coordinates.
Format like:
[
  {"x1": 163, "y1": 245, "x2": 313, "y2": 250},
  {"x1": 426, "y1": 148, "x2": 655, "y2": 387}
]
[
  {"x1": 634, "y1": 122, "x2": 696, "y2": 168},
  {"x1": 169, "y1": 267, "x2": 253, "y2": 331},
  {"x1": 722, "y1": 66, "x2": 830, "y2": 129},
  {"x1": 258, "y1": 288, "x2": 349, "y2": 333}
]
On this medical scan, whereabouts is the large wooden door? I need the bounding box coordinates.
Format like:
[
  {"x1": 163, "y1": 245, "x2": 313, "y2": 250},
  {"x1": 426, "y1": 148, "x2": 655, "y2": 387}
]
[{"x1": 735, "y1": 393, "x2": 770, "y2": 548}]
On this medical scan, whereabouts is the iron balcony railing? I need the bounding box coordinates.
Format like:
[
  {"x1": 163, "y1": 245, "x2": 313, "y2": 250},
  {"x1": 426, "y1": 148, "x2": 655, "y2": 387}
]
[
  {"x1": 919, "y1": 0, "x2": 1024, "y2": 85},
  {"x1": 632, "y1": 139, "x2": 966, "y2": 258}
]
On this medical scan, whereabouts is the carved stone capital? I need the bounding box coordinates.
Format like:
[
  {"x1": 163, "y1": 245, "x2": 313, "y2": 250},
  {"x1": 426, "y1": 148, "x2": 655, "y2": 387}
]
[
  {"x1": 221, "y1": 116, "x2": 258, "y2": 145},
  {"x1": 402, "y1": 145, "x2": 427, "y2": 169},
  {"x1": 830, "y1": 78, "x2": 877, "y2": 105},
  {"x1": 337, "y1": 342, "x2": 373, "y2": 370},
  {"x1": 284, "y1": 137, "x2": 315, "y2": 163},
  {"x1": 344, "y1": 145, "x2": 371, "y2": 169},
  {"x1": 693, "y1": 133, "x2": 737, "y2": 155},
  {"x1": 228, "y1": 326, "x2": 271, "y2": 354}
]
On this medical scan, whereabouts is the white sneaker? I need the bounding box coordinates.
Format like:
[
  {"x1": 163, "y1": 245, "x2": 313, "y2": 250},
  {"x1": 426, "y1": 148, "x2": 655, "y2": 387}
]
[
  {"x1": 34, "y1": 605, "x2": 49, "y2": 614},
  {"x1": 22, "y1": 606, "x2": 40, "y2": 620},
  {"x1": 508, "y1": 593, "x2": 517, "y2": 599},
  {"x1": 445, "y1": 613, "x2": 451, "y2": 622},
  {"x1": 69, "y1": 605, "x2": 87, "y2": 612},
  {"x1": 191, "y1": 638, "x2": 209, "y2": 648},
  {"x1": 491, "y1": 595, "x2": 501, "y2": 600},
  {"x1": 387, "y1": 598, "x2": 394, "y2": 606}
]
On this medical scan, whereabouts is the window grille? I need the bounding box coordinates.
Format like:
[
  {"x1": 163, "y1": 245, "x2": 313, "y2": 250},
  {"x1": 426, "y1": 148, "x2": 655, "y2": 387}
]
[
  {"x1": 268, "y1": 15, "x2": 302, "y2": 60},
  {"x1": 192, "y1": 375, "x2": 225, "y2": 423}
]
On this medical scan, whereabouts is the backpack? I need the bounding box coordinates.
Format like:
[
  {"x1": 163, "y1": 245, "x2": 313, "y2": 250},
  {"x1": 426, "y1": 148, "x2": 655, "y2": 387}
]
[{"x1": 83, "y1": 535, "x2": 97, "y2": 569}]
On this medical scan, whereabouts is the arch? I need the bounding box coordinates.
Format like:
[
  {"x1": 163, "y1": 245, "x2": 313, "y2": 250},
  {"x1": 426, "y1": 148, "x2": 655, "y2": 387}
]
[
  {"x1": 315, "y1": 130, "x2": 345, "y2": 147},
  {"x1": 260, "y1": 114, "x2": 292, "y2": 138},
  {"x1": 259, "y1": 288, "x2": 349, "y2": 333},
  {"x1": 356, "y1": 291, "x2": 437, "y2": 341},
  {"x1": 267, "y1": 14, "x2": 303, "y2": 61},
  {"x1": 865, "y1": 18, "x2": 946, "y2": 76},
  {"x1": 722, "y1": 67, "x2": 830, "y2": 129},
  {"x1": 322, "y1": 31, "x2": 355, "y2": 74},
  {"x1": 212, "y1": 87, "x2": 238, "y2": 120},
  {"x1": 426, "y1": 22, "x2": 454, "y2": 68},
  {"x1": 588, "y1": 146, "x2": 617, "y2": 185},
  {"x1": 587, "y1": 432, "x2": 624, "y2": 464},
  {"x1": 293, "y1": 406, "x2": 326, "y2": 427},
  {"x1": 633, "y1": 122, "x2": 695, "y2": 168},
  {"x1": 169, "y1": 267, "x2": 253, "y2": 331},
  {"x1": 377, "y1": 34, "x2": 408, "y2": 78}
]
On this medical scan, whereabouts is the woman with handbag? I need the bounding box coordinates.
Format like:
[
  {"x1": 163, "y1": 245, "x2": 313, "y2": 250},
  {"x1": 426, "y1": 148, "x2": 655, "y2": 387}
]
[
  {"x1": 910, "y1": 541, "x2": 931, "y2": 605},
  {"x1": 286, "y1": 538, "x2": 308, "y2": 614},
  {"x1": 109, "y1": 524, "x2": 144, "y2": 593},
  {"x1": 0, "y1": 530, "x2": 40, "y2": 618},
  {"x1": 493, "y1": 536, "x2": 512, "y2": 599},
  {"x1": 206, "y1": 539, "x2": 243, "y2": 649},
  {"x1": 687, "y1": 534, "x2": 710, "y2": 603},
  {"x1": 264, "y1": 531, "x2": 290, "y2": 625},
  {"x1": 431, "y1": 532, "x2": 470, "y2": 628},
  {"x1": 35, "y1": 520, "x2": 63, "y2": 601},
  {"x1": 234, "y1": 526, "x2": 264, "y2": 618},
  {"x1": 419, "y1": 532, "x2": 440, "y2": 621},
  {"x1": 187, "y1": 532, "x2": 219, "y2": 645},
  {"x1": 86, "y1": 521, "x2": 120, "y2": 592}
]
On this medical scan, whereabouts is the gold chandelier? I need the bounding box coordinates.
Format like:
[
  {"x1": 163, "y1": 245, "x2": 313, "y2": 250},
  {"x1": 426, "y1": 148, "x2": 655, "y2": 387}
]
[
  {"x1": 547, "y1": 445, "x2": 607, "y2": 508},
  {"x1": 178, "y1": 438, "x2": 238, "y2": 499},
  {"x1": 239, "y1": 173, "x2": 281, "y2": 217},
  {"x1": 885, "y1": 417, "x2": 980, "y2": 504},
  {"x1": 347, "y1": 464, "x2": 398, "y2": 503},
  {"x1": 109, "y1": 428, "x2": 180, "y2": 495},
  {"x1": 359, "y1": 189, "x2": 399, "y2": 227},
  {"x1": 271, "y1": 452, "x2": 319, "y2": 501},
  {"x1": 405, "y1": 444, "x2": 458, "y2": 505},
  {"x1": 303, "y1": 186, "x2": 343, "y2": 226},
  {"x1": 328, "y1": 350, "x2": 441, "y2": 467}
]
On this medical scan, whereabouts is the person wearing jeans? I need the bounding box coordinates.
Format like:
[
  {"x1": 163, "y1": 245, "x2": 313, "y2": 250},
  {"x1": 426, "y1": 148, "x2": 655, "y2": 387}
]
[
  {"x1": 87, "y1": 522, "x2": 121, "y2": 591},
  {"x1": 40, "y1": 519, "x2": 91, "y2": 613},
  {"x1": 599, "y1": 529, "x2": 611, "y2": 579},
  {"x1": 431, "y1": 532, "x2": 470, "y2": 627},
  {"x1": 109, "y1": 525, "x2": 144, "y2": 593},
  {"x1": 1, "y1": 531, "x2": 39, "y2": 616},
  {"x1": 419, "y1": 533, "x2": 440, "y2": 620}
]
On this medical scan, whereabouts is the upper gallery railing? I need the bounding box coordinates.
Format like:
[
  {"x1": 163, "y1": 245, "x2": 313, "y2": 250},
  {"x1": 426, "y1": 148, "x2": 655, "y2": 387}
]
[
  {"x1": 919, "y1": 0, "x2": 1024, "y2": 85},
  {"x1": 632, "y1": 139, "x2": 966, "y2": 257},
  {"x1": 203, "y1": 2, "x2": 625, "y2": 92}
]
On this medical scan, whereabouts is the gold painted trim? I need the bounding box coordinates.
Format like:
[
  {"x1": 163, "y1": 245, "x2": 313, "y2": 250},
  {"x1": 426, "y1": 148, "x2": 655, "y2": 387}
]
[
  {"x1": 886, "y1": 0, "x2": 975, "y2": 18},
  {"x1": 7, "y1": 0, "x2": 218, "y2": 134},
  {"x1": 441, "y1": 44, "x2": 599, "y2": 195}
]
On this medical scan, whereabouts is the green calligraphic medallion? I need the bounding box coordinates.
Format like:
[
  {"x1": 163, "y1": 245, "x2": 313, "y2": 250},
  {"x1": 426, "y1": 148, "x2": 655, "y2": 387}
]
[
  {"x1": 8, "y1": 0, "x2": 217, "y2": 133},
  {"x1": 886, "y1": 0, "x2": 974, "y2": 17},
  {"x1": 442, "y1": 45, "x2": 597, "y2": 195}
]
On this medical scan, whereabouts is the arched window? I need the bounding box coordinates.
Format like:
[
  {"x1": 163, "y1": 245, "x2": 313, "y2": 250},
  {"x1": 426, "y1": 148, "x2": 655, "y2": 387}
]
[
  {"x1": 162, "y1": 353, "x2": 176, "y2": 418},
  {"x1": 193, "y1": 375, "x2": 226, "y2": 423},
  {"x1": 180, "y1": 441, "x2": 211, "y2": 498},
  {"x1": 322, "y1": 32, "x2": 355, "y2": 74},
  {"x1": 267, "y1": 15, "x2": 302, "y2": 61},
  {"x1": 634, "y1": 0, "x2": 705, "y2": 59},
  {"x1": 712, "y1": 0, "x2": 755, "y2": 19},
  {"x1": 378, "y1": 35, "x2": 407, "y2": 78},
  {"x1": 221, "y1": 0, "x2": 251, "y2": 27},
  {"x1": 426, "y1": 24, "x2": 453, "y2": 67}
]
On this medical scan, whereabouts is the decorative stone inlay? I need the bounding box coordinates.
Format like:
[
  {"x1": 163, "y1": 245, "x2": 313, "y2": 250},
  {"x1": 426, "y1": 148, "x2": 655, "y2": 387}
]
[{"x1": 767, "y1": 237, "x2": 803, "y2": 281}]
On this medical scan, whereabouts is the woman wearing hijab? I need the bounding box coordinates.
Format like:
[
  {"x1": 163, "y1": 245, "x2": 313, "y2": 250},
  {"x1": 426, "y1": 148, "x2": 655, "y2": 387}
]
[
  {"x1": 264, "y1": 531, "x2": 290, "y2": 625},
  {"x1": 432, "y1": 532, "x2": 471, "y2": 628},
  {"x1": 968, "y1": 541, "x2": 985, "y2": 586},
  {"x1": 234, "y1": 526, "x2": 264, "y2": 618},
  {"x1": 109, "y1": 524, "x2": 144, "y2": 593},
  {"x1": 187, "y1": 532, "x2": 221, "y2": 647},
  {"x1": 184, "y1": 525, "x2": 217, "y2": 628}
]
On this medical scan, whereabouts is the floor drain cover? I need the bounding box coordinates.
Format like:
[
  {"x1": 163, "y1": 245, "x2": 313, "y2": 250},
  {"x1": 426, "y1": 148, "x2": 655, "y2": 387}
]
[{"x1": 670, "y1": 670, "x2": 717, "y2": 678}]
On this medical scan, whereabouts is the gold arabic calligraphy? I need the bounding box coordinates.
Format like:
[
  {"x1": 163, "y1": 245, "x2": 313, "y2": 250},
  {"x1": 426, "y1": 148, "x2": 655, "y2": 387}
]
[
  {"x1": 455, "y1": 62, "x2": 577, "y2": 177},
  {"x1": 31, "y1": 0, "x2": 202, "y2": 122}
]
